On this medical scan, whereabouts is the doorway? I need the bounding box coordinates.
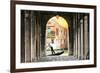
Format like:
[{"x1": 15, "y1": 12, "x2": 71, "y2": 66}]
[{"x1": 45, "y1": 15, "x2": 69, "y2": 56}]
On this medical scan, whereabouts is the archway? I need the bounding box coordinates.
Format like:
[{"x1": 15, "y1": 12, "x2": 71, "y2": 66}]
[{"x1": 45, "y1": 15, "x2": 69, "y2": 56}]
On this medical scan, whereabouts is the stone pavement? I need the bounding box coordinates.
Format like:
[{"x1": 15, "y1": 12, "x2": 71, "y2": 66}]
[{"x1": 37, "y1": 56, "x2": 78, "y2": 62}]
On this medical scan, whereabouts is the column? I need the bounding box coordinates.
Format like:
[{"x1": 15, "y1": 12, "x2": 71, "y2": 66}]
[
  {"x1": 83, "y1": 15, "x2": 89, "y2": 59},
  {"x1": 76, "y1": 14, "x2": 78, "y2": 58},
  {"x1": 25, "y1": 11, "x2": 31, "y2": 62},
  {"x1": 31, "y1": 12, "x2": 37, "y2": 62},
  {"x1": 21, "y1": 10, "x2": 25, "y2": 63},
  {"x1": 35, "y1": 12, "x2": 41, "y2": 60},
  {"x1": 78, "y1": 29, "x2": 81, "y2": 59},
  {"x1": 77, "y1": 14, "x2": 81, "y2": 59},
  {"x1": 80, "y1": 18, "x2": 84, "y2": 60},
  {"x1": 73, "y1": 15, "x2": 76, "y2": 57}
]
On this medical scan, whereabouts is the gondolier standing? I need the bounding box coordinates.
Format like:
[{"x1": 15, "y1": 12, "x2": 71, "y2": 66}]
[{"x1": 49, "y1": 40, "x2": 55, "y2": 55}]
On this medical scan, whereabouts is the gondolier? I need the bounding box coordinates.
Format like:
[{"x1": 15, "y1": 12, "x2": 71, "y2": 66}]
[{"x1": 49, "y1": 40, "x2": 55, "y2": 55}]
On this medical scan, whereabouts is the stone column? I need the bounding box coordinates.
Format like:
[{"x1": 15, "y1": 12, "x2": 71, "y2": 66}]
[
  {"x1": 77, "y1": 14, "x2": 81, "y2": 60},
  {"x1": 73, "y1": 14, "x2": 78, "y2": 58},
  {"x1": 80, "y1": 19, "x2": 84, "y2": 60},
  {"x1": 77, "y1": 26, "x2": 81, "y2": 59},
  {"x1": 35, "y1": 12, "x2": 41, "y2": 60},
  {"x1": 76, "y1": 14, "x2": 78, "y2": 58},
  {"x1": 83, "y1": 15, "x2": 89, "y2": 59},
  {"x1": 31, "y1": 12, "x2": 37, "y2": 62},
  {"x1": 21, "y1": 10, "x2": 25, "y2": 63},
  {"x1": 73, "y1": 15, "x2": 76, "y2": 57},
  {"x1": 25, "y1": 11, "x2": 31, "y2": 62}
]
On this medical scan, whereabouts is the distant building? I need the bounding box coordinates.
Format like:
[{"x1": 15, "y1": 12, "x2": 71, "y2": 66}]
[{"x1": 46, "y1": 15, "x2": 69, "y2": 50}]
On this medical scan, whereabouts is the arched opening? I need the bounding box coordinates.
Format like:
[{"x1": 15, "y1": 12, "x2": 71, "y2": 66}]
[{"x1": 45, "y1": 15, "x2": 69, "y2": 56}]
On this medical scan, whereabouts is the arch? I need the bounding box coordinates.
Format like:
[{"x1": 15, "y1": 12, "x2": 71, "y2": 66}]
[{"x1": 45, "y1": 15, "x2": 69, "y2": 56}]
